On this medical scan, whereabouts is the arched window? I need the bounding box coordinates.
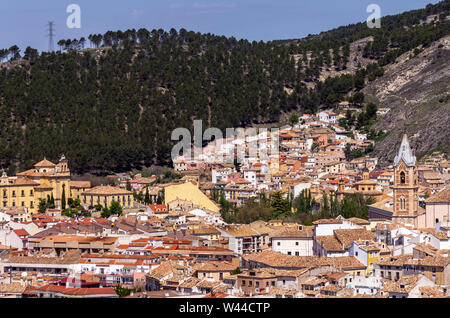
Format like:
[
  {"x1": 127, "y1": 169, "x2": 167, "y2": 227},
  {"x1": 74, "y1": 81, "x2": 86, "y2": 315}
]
[
  {"x1": 399, "y1": 196, "x2": 406, "y2": 211},
  {"x1": 400, "y1": 171, "x2": 406, "y2": 184}
]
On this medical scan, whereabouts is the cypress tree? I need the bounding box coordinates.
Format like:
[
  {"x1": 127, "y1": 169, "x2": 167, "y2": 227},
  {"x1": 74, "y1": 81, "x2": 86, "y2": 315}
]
[
  {"x1": 144, "y1": 187, "x2": 150, "y2": 204},
  {"x1": 61, "y1": 187, "x2": 66, "y2": 210}
]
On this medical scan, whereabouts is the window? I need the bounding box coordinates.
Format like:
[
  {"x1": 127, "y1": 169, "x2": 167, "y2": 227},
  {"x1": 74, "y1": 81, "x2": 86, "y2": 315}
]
[
  {"x1": 399, "y1": 196, "x2": 406, "y2": 211},
  {"x1": 277, "y1": 242, "x2": 281, "y2": 246},
  {"x1": 400, "y1": 171, "x2": 406, "y2": 184},
  {"x1": 296, "y1": 242, "x2": 299, "y2": 246},
  {"x1": 21, "y1": 190, "x2": 25, "y2": 197}
]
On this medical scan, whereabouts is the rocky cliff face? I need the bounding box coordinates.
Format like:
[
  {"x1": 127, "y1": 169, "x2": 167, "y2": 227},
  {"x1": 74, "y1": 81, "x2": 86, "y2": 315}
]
[{"x1": 363, "y1": 35, "x2": 450, "y2": 167}]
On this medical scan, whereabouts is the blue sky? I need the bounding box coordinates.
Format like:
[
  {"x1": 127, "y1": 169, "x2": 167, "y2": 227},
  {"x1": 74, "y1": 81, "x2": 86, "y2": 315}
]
[{"x1": 0, "y1": 0, "x2": 441, "y2": 52}]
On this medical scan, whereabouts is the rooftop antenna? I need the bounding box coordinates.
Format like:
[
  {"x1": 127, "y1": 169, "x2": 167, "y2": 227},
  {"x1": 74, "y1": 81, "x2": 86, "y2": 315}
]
[{"x1": 46, "y1": 21, "x2": 55, "y2": 52}]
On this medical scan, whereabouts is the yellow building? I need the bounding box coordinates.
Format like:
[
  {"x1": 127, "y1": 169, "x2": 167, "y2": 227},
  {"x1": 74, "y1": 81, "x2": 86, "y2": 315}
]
[
  {"x1": 0, "y1": 173, "x2": 38, "y2": 211},
  {"x1": 336, "y1": 169, "x2": 383, "y2": 202},
  {"x1": 0, "y1": 156, "x2": 73, "y2": 214},
  {"x1": 69, "y1": 181, "x2": 92, "y2": 200},
  {"x1": 352, "y1": 240, "x2": 383, "y2": 275},
  {"x1": 81, "y1": 186, "x2": 133, "y2": 209},
  {"x1": 164, "y1": 182, "x2": 220, "y2": 213}
]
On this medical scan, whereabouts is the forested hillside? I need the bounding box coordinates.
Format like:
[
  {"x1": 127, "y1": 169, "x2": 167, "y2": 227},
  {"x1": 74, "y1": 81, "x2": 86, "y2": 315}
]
[{"x1": 0, "y1": 1, "x2": 449, "y2": 174}]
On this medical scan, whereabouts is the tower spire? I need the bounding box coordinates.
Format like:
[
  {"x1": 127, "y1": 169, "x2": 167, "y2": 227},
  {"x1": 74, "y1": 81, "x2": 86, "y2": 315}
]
[{"x1": 394, "y1": 134, "x2": 416, "y2": 167}]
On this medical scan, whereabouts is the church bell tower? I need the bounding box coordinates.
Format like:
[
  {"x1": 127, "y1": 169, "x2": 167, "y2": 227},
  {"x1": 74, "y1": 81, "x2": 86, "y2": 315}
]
[{"x1": 392, "y1": 134, "x2": 419, "y2": 225}]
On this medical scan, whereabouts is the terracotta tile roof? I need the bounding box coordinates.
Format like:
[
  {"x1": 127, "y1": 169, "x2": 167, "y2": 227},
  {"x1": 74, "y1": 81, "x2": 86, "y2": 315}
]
[
  {"x1": 212, "y1": 284, "x2": 232, "y2": 294},
  {"x1": 147, "y1": 261, "x2": 184, "y2": 280},
  {"x1": 219, "y1": 225, "x2": 262, "y2": 237},
  {"x1": 36, "y1": 235, "x2": 117, "y2": 245},
  {"x1": 6, "y1": 177, "x2": 40, "y2": 186},
  {"x1": 419, "y1": 286, "x2": 446, "y2": 298},
  {"x1": 203, "y1": 292, "x2": 229, "y2": 298},
  {"x1": 188, "y1": 227, "x2": 221, "y2": 235},
  {"x1": 238, "y1": 268, "x2": 277, "y2": 279},
  {"x1": 34, "y1": 284, "x2": 117, "y2": 296},
  {"x1": 70, "y1": 181, "x2": 91, "y2": 188},
  {"x1": 0, "y1": 282, "x2": 27, "y2": 294},
  {"x1": 270, "y1": 227, "x2": 314, "y2": 239},
  {"x1": 313, "y1": 219, "x2": 343, "y2": 225},
  {"x1": 5, "y1": 250, "x2": 82, "y2": 265},
  {"x1": 34, "y1": 158, "x2": 56, "y2": 167},
  {"x1": 243, "y1": 250, "x2": 365, "y2": 270},
  {"x1": 404, "y1": 255, "x2": 450, "y2": 268},
  {"x1": 347, "y1": 217, "x2": 370, "y2": 225},
  {"x1": 269, "y1": 287, "x2": 298, "y2": 296},
  {"x1": 179, "y1": 277, "x2": 201, "y2": 289},
  {"x1": 333, "y1": 229, "x2": 375, "y2": 249},
  {"x1": 316, "y1": 235, "x2": 344, "y2": 251},
  {"x1": 193, "y1": 261, "x2": 236, "y2": 273},
  {"x1": 376, "y1": 254, "x2": 412, "y2": 267},
  {"x1": 13, "y1": 229, "x2": 29, "y2": 237},
  {"x1": 82, "y1": 185, "x2": 132, "y2": 195},
  {"x1": 354, "y1": 240, "x2": 382, "y2": 252},
  {"x1": 196, "y1": 280, "x2": 221, "y2": 289},
  {"x1": 381, "y1": 275, "x2": 420, "y2": 294},
  {"x1": 321, "y1": 284, "x2": 343, "y2": 293},
  {"x1": 425, "y1": 187, "x2": 450, "y2": 203}
]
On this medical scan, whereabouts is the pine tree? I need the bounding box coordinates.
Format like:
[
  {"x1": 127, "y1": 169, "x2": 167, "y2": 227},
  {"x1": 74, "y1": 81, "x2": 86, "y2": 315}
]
[{"x1": 271, "y1": 191, "x2": 290, "y2": 219}]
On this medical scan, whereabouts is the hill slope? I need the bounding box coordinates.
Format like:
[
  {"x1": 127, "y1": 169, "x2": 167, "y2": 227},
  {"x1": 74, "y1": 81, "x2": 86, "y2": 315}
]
[
  {"x1": 365, "y1": 35, "x2": 450, "y2": 167},
  {"x1": 0, "y1": 1, "x2": 449, "y2": 174}
]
